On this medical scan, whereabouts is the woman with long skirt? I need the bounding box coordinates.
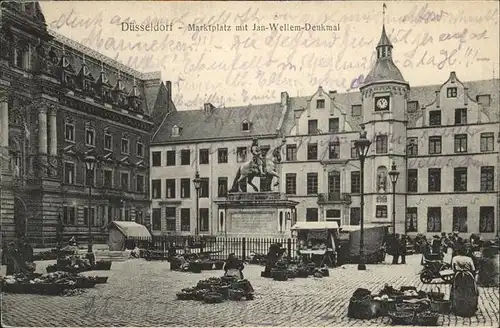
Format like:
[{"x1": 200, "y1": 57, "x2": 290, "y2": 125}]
[{"x1": 450, "y1": 247, "x2": 479, "y2": 317}]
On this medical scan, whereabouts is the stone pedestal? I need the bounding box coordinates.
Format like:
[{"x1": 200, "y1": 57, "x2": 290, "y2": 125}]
[{"x1": 215, "y1": 192, "x2": 298, "y2": 238}]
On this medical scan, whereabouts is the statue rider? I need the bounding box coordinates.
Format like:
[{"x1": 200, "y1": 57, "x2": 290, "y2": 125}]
[{"x1": 250, "y1": 138, "x2": 265, "y2": 177}]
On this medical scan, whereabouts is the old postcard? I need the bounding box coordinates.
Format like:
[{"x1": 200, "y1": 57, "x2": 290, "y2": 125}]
[{"x1": 0, "y1": 0, "x2": 499, "y2": 327}]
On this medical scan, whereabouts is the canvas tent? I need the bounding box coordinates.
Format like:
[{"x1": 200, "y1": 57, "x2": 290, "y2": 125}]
[
  {"x1": 337, "y1": 224, "x2": 389, "y2": 263},
  {"x1": 108, "y1": 221, "x2": 151, "y2": 251}
]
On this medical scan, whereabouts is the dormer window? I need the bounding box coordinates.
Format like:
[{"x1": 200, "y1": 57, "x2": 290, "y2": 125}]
[
  {"x1": 241, "y1": 120, "x2": 251, "y2": 132},
  {"x1": 172, "y1": 125, "x2": 181, "y2": 137},
  {"x1": 407, "y1": 101, "x2": 418, "y2": 112},
  {"x1": 447, "y1": 87, "x2": 457, "y2": 98},
  {"x1": 316, "y1": 99, "x2": 325, "y2": 109}
]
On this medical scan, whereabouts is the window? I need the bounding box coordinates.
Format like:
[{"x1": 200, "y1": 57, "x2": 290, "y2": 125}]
[
  {"x1": 85, "y1": 127, "x2": 95, "y2": 146},
  {"x1": 316, "y1": 99, "x2": 325, "y2": 109},
  {"x1": 447, "y1": 87, "x2": 457, "y2": 98},
  {"x1": 14, "y1": 47, "x2": 25, "y2": 68},
  {"x1": 199, "y1": 149, "x2": 209, "y2": 164},
  {"x1": 406, "y1": 208, "x2": 418, "y2": 232},
  {"x1": 84, "y1": 166, "x2": 96, "y2": 186},
  {"x1": 120, "y1": 172, "x2": 129, "y2": 190},
  {"x1": 329, "y1": 118, "x2": 339, "y2": 133},
  {"x1": 480, "y1": 166, "x2": 494, "y2": 192},
  {"x1": 152, "y1": 152, "x2": 161, "y2": 166},
  {"x1": 151, "y1": 179, "x2": 161, "y2": 199},
  {"x1": 200, "y1": 208, "x2": 209, "y2": 232},
  {"x1": 172, "y1": 125, "x2": 180, "y2": 137},
  {"x1": 165, "y1": 207, "x2": 176, "y2": 231},
  {"x1": 376, "y1": 205, "x2": 387, "y2": 218},
  {"x1": 136, "y1": 142, "x2": 144, "y2": 157},
  {"x1": 454, "y1": 134, "x2": 467, "y2": 153},
  {"x1": 181, "y1": 208, "x2": 190, "y2": 232},
  {"x1": 166, "y1": 150, "x2": 176, "y2": 166},
  {"x1": 306, "y1": 208, "x2": 319, "y2": 222},
  {"x1": 376, "y1": 135, "x2": 388, "y2": 154},
  {"x1": 479, "y1": 207, "x2": 494, "y2": 233},
  {"x1": 428, "y1": 136, "x2": 442, "y2": 154},
  {"x1": 329, "y1": 140, "x2": 340, "y2": 159},
  {"x1": 84, "y1": 207, "x2": 96, "y2": 226},
  {"x1": 135, "y1": 210, "x2": 143, "y2": 225},
  {"x1": 325, "y1": 210, "x2": 341, "y2": 225},
  {"x1": 407, "y1": 101, "x2": 418, "y2": 112},
  {"x1": 236, "y1": 147, "x2": 247, "y2": 162},
  {"x1": 103, "y1": 169, "x2": 113, "y2": 188},
  {"x1": 218, "y1": 148, "x2": 228, "y2": 163},
  {"x1": 307, "y1": 173, "x2": 318, "y2": 195},
  {"x1": 407, "y1": 169, "x2": 418, "y2": 192},
  {"x1": 65, "y1": 123, "x2": 75, "y2": 142},
  {"x1": 455, "y1": 108, "x2": 467, "y2": 125},
  {"x1": 351, "y1": 141, "x2": 358, "y2": 159},
  {"x1": 261, "y1": 145, "x2": 270, "y2": 157},
  {"x1": 241, "y1": 121, "x2": 250, "y2": 131},
  {"x1": 121, "y1": 138, "x2": 129, "y2": 154},
  {"x1": 63, "y1": 206, "x2": 76, "y2": 225},
  {"x1": 429, "y1": 110, "x2": 441, "y2": 126},
  {"x1": 200, "y1": 178, "x2": 209, "y2": 198},
  {"x1": 307, "y1": 143, "x2": 317, "y2": 160},
  {"x1": 427, "y1": 207, "x2": 441, "y2": 232},
  {"x1": 286, "y1": 144, "x2": 297, "y2": 161},
  {"x1": 407, "y1": 138, "x2": 418, "y2": 155},
  {"x1": 308, "y1": 119, "x2": 318, "y2": 134},
  {"x1": 180, "y1": 149, "x2": 190, "y2": 165},
  {"x1": 453, "y1": 207, "x2": 468, "y2": 233},
  {"x1": 104, "y1": 132, "x2": 112, "y2": 150},
  {"x1": 351, "y1": 171, "x2": 360, "y2": 193},
  {"x1": 218, "y1": 177, "x2": 228, "y2": 197},
  {"x1": 285, "y1": 173, "x2": 296, "y2": 195},
  {"x1": 480, "y1": 133, "x2": 494, "y2": 152},
  {"x1": 180, "y1": 178, "x2": 191, "y2": 198},
  {"x1": 453, "y1": 167, "x2": 467, "y2": 192},
  {"x1": 64, "y1": 162, "x2": 75, "y2": 184},
  {"x1": 350, "y1": 207, "x2": 360, "y2": 225},
  {"x1": 166, "y1": 179, "x2": 176, "y2": 198},
  {"x1": 428, "y1": 168, "x2": 441, "y2": 192},
  {"x1": 152, "y1": 208, "x2": 161, "y2": 230},
  {"x1": 351, "y1": 104, "x2": 362, "y2": 116},
  {"x1": 136, "y1": 174, "x2": 144, "y2": 193}
]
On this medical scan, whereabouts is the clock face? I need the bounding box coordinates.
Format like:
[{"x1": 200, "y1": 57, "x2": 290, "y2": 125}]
[{"x1": 375, "y1": 96, "x2": 390, "y2": 111}]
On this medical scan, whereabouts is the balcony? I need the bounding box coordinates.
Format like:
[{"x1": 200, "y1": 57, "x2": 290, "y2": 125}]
[{"x1": 317, "y1": 192, "x2": 352, "y2": 205}]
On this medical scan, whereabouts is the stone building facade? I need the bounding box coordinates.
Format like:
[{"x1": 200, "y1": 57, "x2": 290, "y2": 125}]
[
  {"x1": 150, "y1": 24, "x2": 499, "y2": 239},
  {"x1": 0, "y1": 2, "x2": 173, "y2": 245}
]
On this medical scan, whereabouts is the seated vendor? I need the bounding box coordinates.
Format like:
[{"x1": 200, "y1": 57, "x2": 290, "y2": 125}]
[{"x1": 224, "y1": 253, "x2": 244, "y2": 279}]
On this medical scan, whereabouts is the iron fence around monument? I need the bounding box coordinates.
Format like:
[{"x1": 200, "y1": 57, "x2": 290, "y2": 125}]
[{"x1": 130, "y1": 235, "x2": 300, "y2": 261}]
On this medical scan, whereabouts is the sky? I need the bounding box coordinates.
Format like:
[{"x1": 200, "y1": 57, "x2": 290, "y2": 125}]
[{"x1": 39, "y1": 1, "x2": 500, "y2": 111}]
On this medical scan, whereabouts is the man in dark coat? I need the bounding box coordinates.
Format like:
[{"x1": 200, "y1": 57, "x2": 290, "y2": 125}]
[
  {"x1": 400, "y1": 235, "x2": 408, "y2": 264},
  {"x1": 391, "y1": 234, "x2": 401, "y2": 264}
]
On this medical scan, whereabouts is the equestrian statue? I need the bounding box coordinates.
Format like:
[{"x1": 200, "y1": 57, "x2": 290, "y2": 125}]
[{"x1": 229, "y1": 138, "x2": 285, "y2": 193}]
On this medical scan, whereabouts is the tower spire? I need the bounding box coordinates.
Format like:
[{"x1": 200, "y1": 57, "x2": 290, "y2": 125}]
[{"x1": 383, "y1": 3, "x2": 387, "y2": 25}]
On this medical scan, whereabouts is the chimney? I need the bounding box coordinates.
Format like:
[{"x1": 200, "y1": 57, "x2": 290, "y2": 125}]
[
  {"x1": 464, "y1": 88, "x2": 468, "y2": 105},
  {"x1": 165, "y1": 81, "x2": 172, "y2": 102},
  {"x1": 329, "y1": 90, "x2": 337, "y2": 98},
  {"x1": 203, "y1": 103, "x2": 215, "y2": 115},
  {"x1": 435, "y1": 91, "x2": 440, "y2": 108},
  {"x1": 281, "y1": 91, "x2": 288, "y2": 107}
]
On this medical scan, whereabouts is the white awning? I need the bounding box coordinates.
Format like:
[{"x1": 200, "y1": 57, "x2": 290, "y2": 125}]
[
  {"x1": 291, "y1": 221, "x2": 339, "y2": 231},
  {"x1": 108, "y1": 221, "x2": 152, "y2": 238}
]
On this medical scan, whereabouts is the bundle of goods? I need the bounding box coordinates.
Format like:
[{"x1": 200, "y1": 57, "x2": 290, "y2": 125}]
[
  {"x1": 170, "y1": 255, "x2": 224, "y2": 273},
  {"x1": 0, "y1": 271, "x2": 108, "y2": 295},
  {"x1": 176, "y1": 276, "x2": 254, "y2": 303},
  {"x1": 47, "y1": 257, "x2": 112, "y2": 273},
  {"x1": 348, "y1": 288, "x2": 375, "y2": 319},
  {"x1": 295, "y1": 263, "x2": 329, "y2": 278}
]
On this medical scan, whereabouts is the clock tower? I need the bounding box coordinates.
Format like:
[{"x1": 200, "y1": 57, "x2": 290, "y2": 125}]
[{"x1": 358, "y1": 23, "x2": 409, "y2": 233}]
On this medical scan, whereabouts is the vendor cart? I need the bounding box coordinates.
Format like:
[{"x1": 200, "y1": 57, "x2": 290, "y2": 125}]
[
  {"x1": 291, "y1": 222, "x2": 340, "y2": 268},
  {"x1": 337, "y1": 224, "x2": 389, "y2": 265}
]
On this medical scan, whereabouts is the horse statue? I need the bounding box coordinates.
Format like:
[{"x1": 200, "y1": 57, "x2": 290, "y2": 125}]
[{"x1": 229, "y1": 144, "x2": 283, "y2": 193}]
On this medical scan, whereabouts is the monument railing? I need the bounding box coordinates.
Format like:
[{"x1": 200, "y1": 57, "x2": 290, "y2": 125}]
[{"x1": 129, "y1": 235, "x2": 299, "y2": 261}]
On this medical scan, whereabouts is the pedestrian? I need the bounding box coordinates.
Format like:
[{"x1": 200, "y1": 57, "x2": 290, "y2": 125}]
[
  {"x1": 431, "y1": 235, "x2": 442, "y2": 256},
  {"x1": 224, "y1": 253, "x2": 244, "y2": 279},
  {"x1": 450, "y1": 246, "x2": 479, "y2": 317},
  {"x1": 391, "y1": 234, "x2": 400, "y2": 265},
  {"x1": 400, "y1": 235, "x2": 407, "y2": 264}
]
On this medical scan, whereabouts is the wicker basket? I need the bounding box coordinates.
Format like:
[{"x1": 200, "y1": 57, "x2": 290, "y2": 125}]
[
  {"x1": 229, "y1": 289, "x2": 244, "y2": 301},
  {"x1": 414, "y1": 312, "x2": 440, "y2": 326},
  {"x1": 176, "y1": 292, "x2": 194, "y2": 300},
  {"x1": 204, "y1": 292, "x2": 223, "y2": 303},
  {"x1": 396, "y1": 302, "x2": 424, "y2": 312},
  {"x1": 388, "y1": 311, "x2": 415, "y2": 325},
  {"x1": 428, "y1": 286, "x2": 444, "y2": 300},
  {"x1": 430, "y1": 299, "x2": 450, "y2": 314}
]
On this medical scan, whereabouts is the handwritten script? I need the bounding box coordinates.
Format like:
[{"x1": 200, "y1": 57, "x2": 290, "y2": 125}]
[{"x1": 42, "y1": 2, "x2": 499, "y2": 110}]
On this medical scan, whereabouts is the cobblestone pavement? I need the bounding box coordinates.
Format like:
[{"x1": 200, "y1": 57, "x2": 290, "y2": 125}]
[{"x1": 1, "y1": 255, "x2": 499, "y2": 327}]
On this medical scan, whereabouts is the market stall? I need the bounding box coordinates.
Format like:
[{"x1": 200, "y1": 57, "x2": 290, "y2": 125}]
[
  {"x1": 337, "y1": 224, "x2": 388, "y2": 265},
  {"x1": 108, "y1": 221, "x2": 151, "y2": 251},
  {"x1": 291, "y1": 221, "x2": 340, "y2": 268}
]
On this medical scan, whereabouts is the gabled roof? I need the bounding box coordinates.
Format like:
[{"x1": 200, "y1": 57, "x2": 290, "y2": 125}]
[{"x1": 152, "y1": 102, "x2": 284, "y2": 144}]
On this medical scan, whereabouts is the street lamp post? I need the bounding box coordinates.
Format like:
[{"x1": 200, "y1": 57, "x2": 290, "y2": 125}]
[
  {"x1": 193, "y1": 171, "x2": 202, "y2": 236},
  {"x1": 388, "y1": 161, "x2": 400, "y2": 235},
  {"x1": 354, "y1": 125, "x2": 371, "y2": 271},
  {"x1": 84, "y1": 154, "x2": 96, "y2": 264}
]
